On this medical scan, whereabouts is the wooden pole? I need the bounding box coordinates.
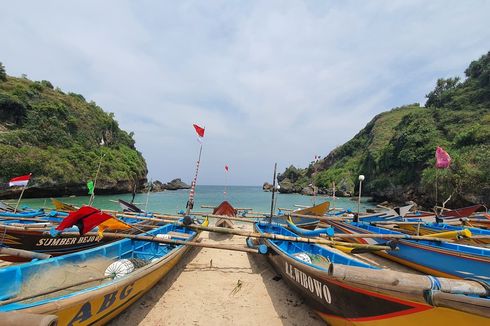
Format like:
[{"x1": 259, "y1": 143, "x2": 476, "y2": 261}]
[
  {"x1": 0, "y1": 247, "x2": 52, "y2": 260},
  {"x1": 270, "y1": 163, "x2": 277, "y2": 222},
  {"x1": 186, "y1": 143, "x2": 203, "y2": 215},
  {"x1": 181, "y1": 224, "x2": 393, "y2": 251},
  {"x1": 60, "y1": 231, "x2": 261, "y2": 254},
  {"x1": 89, "y1": 153, "x2": 105, "y2": 206},
  {"x1": 329, "y1": 233, "x2": 450, "y2": 242},
  {"x1": 144, "y1": 179, "x2": 152, "y2": 212},
  {"x1": 13, "y1": 184, "x2": 28, "y2": 214}
]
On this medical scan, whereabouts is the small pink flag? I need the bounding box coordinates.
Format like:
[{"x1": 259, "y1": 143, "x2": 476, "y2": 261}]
[
  {"x1": 225, "y1": 165, "x2": 229, "y2": 172},
  {"x1": 435, "y1": 146, "x2": 451, "y2": 169}
]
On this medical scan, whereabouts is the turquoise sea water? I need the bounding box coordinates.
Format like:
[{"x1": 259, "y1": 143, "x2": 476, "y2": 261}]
[{"x1": 12, "y1": 185, "x2": 375, "y2": 214}]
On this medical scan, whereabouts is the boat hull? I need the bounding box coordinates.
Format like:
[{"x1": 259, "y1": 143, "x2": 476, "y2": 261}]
[
  {"x1": 257, "y1": 224, "x2": 489, "y2": 325},
  {"x1": 8, "y1": 243, "x2": 192, "y2": 325},
  {"x1": 0, "y1": 226, "x2": 114, "y2": 262}
]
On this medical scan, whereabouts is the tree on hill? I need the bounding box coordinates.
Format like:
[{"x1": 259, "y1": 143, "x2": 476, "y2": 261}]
[{"x1": 0, "y1": 63, "x2": 6, "y2": 81}]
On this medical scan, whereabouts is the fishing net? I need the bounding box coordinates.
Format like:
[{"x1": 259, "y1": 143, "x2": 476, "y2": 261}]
[
  {"x1": 292, "y1": 252, "x2": 330, "y2": 268},
  {"x1": 18, "y1": 257, "x2": 150, "y2": 302}
]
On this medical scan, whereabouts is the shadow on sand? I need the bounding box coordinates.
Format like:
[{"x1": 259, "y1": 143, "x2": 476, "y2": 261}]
[
  {"x1": 247, "y1": 252, "x2": 325, "y2": 325},
  {"x1": 108, "y1": 245, "x2": 202, "y2": 325}
]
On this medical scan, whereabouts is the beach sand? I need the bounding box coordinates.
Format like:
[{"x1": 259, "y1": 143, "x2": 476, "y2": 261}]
[{"x1": 110, "y1": 224, "x2": 325, "y2": 326}]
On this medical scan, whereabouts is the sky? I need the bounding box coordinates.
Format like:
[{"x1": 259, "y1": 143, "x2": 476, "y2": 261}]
[{"x1": 1, "y1": 1, "x2": 489, "y2": 186}]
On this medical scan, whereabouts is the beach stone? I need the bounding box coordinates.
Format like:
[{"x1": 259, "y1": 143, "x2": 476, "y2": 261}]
[
  {"x1": 262, "y1": 182, "x2": 273, "y2": 192},
  {"x1": 163, "y1": 178, "x2": 190, "y2": 190}
]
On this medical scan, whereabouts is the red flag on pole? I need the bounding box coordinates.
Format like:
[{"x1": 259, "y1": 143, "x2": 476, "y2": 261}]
[
  {"x1": 55, "y1": 206, "x2": 112, "y2": 235},
  {"x1": 193, "y1": 124, "x2": 205, "y2": 138},
  {"x1": 435, "y1": 146, "x2": 451, "y2": 169},
  {"x1": 9, "y1": 174, "x2": 32, "y2": 187},
  {"x1": 225, "y1": 165, "x2": 229, "y2": 172}
]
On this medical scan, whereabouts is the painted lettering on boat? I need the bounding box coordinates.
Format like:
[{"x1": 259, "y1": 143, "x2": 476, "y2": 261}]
[
  {"x1": 35, "y1": 235, "x2": 101, "y2": 247},
  {"x1": 67, "y1": 283, "x2": 134, "y2": 326},
  {"x1": 284, "y1": 261, "x2": 331, "y2": 304}
]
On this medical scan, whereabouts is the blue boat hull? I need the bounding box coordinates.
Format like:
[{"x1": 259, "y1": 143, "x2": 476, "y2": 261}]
[{"x1": 330, "y1": 221, "x2": 490, "y2": 281}]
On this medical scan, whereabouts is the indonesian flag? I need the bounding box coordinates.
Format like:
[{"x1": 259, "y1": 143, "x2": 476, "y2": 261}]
[
  {"x1": 435, "y1": 146, "x2": 451, "y2": 169},
  {"x1": 56, "y1": 206, "x2": 113, "y2": 235},
  {"x1": 9, "y1": 174, "x2": 32, "y2": 187},
  {"x1": 225, "y1": 165, "x2": 229, "y2": 172},
  {"x1": 193, "y1": 124, "x2": 205, "y2": 142}
]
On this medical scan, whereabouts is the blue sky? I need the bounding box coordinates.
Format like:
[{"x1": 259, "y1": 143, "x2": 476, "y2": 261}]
[{"x1": 1, "y1": 1, "x2": 489, "y2": 185}]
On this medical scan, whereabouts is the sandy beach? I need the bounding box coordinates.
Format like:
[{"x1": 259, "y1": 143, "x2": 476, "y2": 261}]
[{"x1": 110, "y1": 224, "x2": 325, "y2": 326}]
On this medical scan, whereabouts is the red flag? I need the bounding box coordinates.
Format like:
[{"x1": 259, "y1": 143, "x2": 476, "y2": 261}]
[
  {"x1": 9, "y1": 173, "x2": 32, "y2": 187},
  {"x1": 225, "y1": 165, "x2": 229, "y2": 172},
  {"x1": 56, "y1": 206, "x2": 112, "y2": 235},
  {"x1": 435, "y1": 146, "x2": 451, "y2": 169},
  {"x1": 193, "y1": 124, "x2": 205, "y2": 138}
]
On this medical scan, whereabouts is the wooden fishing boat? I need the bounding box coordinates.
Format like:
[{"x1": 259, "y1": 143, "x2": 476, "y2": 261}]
[
  {"x1": 118, "y1": 199, "x2": 144, "y2": 214},
  {"x1": 0, "y1": 222, "x2": 115, "y2": 262},
  {"x1": 294, "y1": 201, "x2": 330, "y2": 217},
  {"x1": 272, "y1": 201, "x2": 330, "y2": 230},
  {"x1": 329, "y1": 221, "x2": 490, "y2": 280},
  {"x1": 0, "y1": 210, "x2": 158, "y2": 262},
  {"x1": 213, "y1": 201, "x2": 236, "y2": 228},
  {"x1": 441, "y1": 204, "x2": 483, "y2": 219},
  {"x1": 252, "y1": 222, "x2": 490, "y2": 325},
  {"x1": 0, "y1": 209, "x2": 45, "y2": 218},
  {"x1": 0, "y1": 221, "x2": 204, "y2": 325}
]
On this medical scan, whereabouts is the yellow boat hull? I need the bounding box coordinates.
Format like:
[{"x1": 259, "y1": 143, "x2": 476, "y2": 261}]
[
  {"x1": 18, "y1": 244, "x2": 192, "y2": 325},
  {"x1": 320, "y1": 306, "x2": 488, "y2": 325}
]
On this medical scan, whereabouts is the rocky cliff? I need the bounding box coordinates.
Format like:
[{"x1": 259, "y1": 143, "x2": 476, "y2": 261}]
[
  {"x1": 0, "y1": 63, "x2": 148, "y2": 198},
  {"x1": 276, "y1": 52, "x2": 490, "y2": 208}
]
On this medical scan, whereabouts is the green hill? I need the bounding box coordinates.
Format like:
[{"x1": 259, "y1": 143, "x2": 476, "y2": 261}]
[
  {"x1": 0, "y1": 63, "x2": 147, "y2": 198},
  {"x1": 278, "y1": 52, "x2": 490, "y2": 208}
]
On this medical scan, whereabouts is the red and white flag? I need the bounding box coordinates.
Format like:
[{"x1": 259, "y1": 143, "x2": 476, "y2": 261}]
[
  {"x1": 435, "y1": 146, "x2": 451, "y2": 169},
  {"x1": 225, "y1": 165, "x2": 229, "y2": 172},
  {"x1": 193, "y1": 124, "x2": 205, "y2": 143},
  {"x1": 9, "y1": 174, "x2": 32, "y2": 187}
]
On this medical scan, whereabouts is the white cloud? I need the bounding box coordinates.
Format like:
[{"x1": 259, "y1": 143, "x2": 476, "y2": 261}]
[{"x1": 1, "y1": 1, "x2": 489, "y2": 185}]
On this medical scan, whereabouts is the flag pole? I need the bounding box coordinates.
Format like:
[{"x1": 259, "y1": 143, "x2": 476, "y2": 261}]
[
  {"x1": 144, "y1": 179, "x2": 152, "y2": 212},
  {"x1": 14, "y1": 183, "x2": 28, "y2": 213},
  {"x1": 89, "y1": 153, "x2": 105, "y2": 207},
  {"x1": 224, "y1": 167, "x2": 228, "y2": 197},
  {"x1": 269, "y1": 163, "x2": 277, "y2": 223},
  {"x1": 186, "y1": 142, "x2": 203, "y2": 215}
]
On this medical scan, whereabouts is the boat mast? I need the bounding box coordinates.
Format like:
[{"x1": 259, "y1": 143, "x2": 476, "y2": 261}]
[{"x1": 270, "y1": 163, "x2": 277, "y2": 223}]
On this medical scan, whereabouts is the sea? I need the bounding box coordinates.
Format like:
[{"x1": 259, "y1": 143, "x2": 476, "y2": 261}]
[{"x1": 13, "y1": 185, "x2": 376, "y2": 214}]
